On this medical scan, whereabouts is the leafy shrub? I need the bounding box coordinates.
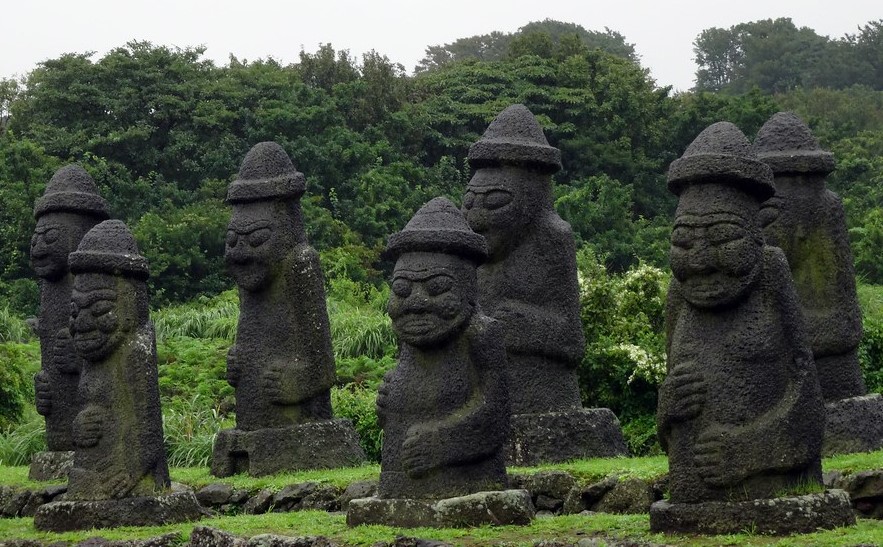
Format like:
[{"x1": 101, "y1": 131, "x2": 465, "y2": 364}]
[
  {"x1": 336, "y1": 355, "x2": 396, "y2": 389},
  {"x1": 157, "y1": 337, "x2": 232, "y2": 409},
  {"x1": 331, "y1": 384, "x2": 382, "y2": 462},
  {"x1": 859, "y1": 283, "x2": 883, "y2": 392},
  {"x1": 328, "y1": 297, "x2": 396, "y2": 361},
  {"x1": 576, "y1": 250, "x2": 668, "y2": 455},
  {"x1": 0, "y1": 342, "x2": 39, "y2": 430}
]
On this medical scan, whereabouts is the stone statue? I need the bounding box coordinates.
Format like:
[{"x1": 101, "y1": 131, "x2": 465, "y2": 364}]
[
  {"x1": 34, "y1": 220, "x2": 200, "y2": 531},
  {"x1": 211, "y1": 142, "x2": 364, "y2": 477},
  {"x1": 754, "y1": 112, "x2": 883, "y2": 455},
  {"x1": 650, "y1": 122, "x2": 854, "y2": 535},
  {"x1": 347, "y1": 198, "x2": 532, "y2": 528},
  {"x1": 29, "y1": 165, "x2": 109, "y2": 480},
  {"x1": 462, "y1": 104, "x2": 626, "y2": 464}
]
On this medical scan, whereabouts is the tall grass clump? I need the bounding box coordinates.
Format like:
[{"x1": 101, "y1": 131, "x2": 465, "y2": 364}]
[
  {"x1": 0, "y1": 306, "x2": 34, "y2": 343},
  {"x1": 163, "y1": 397, "x2": 231, "y2": 468},
  {"x1": 0, "y1": 342, "x2": 40, "y2": 431},
  {"x1": 0, "y1": 411, "x2": 45, "y2": 466},
  {"x1": 152, "y1": 290, "x2": 239, "y2": 342}
]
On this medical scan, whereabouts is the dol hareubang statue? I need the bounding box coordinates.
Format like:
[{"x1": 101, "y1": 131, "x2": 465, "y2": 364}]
[
  {"x1": 347, "y1": 198, "x2": 533, "y2": 528},
  {"x1": 34, "y1": 220, "x2": 201, "y2": 532},
  {"x1": 211, "y1": 142, "x2": 364, "y2": 477},
  {"x1": 29, "y1": 165, "x2": 109, "y2": 480},
  {"x1": 650, "y1": 122, "x2": 854, "y2": 535},
  {"x1": 463, "y1": 104, "x2": 626, "y2": 464},
  {"x1": 754, "y1": 112, "x2": 883, "y2": 456}
]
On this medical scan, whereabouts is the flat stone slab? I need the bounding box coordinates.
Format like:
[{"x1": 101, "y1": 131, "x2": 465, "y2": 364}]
[
  {"x1": 649, "y1": 490, "x2": 855, "y2": 535},
  {"x1": 212, "y1": 419, "x2": 366, "y2": 477},
  {"x1": 824, "y1": 393, "x2": 883, "y2": 456},
  {"x1": 33, "y1": 488, "x2": 203, "y2": 532},
  {"x1": 28, "y1": 451, "x2": 74, "y2": 481},
  {"x1": 346, "y1": 490, "x2": 534, "y2": 528},
  {"x1": 507, "y1": 408, "x2": 628, "y2": 466}
]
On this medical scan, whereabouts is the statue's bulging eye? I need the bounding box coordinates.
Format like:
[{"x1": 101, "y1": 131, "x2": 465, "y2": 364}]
[
  {"x1": 671, "y1": 227, "x2": 692, "y2": 249},
  {"x1": 392, "y1": 278, "x2": 412, "y2": 298},
  {"x1": 225, "y1": 230, "x2": 238, "y2": 247},
  {"x1": 43, "y1": 228, "x2": 60, "y2": 244},
  {"x1": 425, "y1": 275, "x2": 454, "y2": 296},
  {"x1": 484, "y1": 190, "x2": 513, "y2": 210},
  {"x1": 707, "y1": 224, "x2": 745, "y2": 246},
  {"x1": 248, "y1": 228, "x2": 271, "y2": 247}
]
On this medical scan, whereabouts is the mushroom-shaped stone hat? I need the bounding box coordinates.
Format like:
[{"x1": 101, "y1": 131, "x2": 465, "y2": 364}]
[
  {"x1": 468, "y1": 104, "x2": 562, "y2": 173},
  {"x1": 34, "y1": 164, "x2": 110, "y2": 220},
  {"x1": 753, "y1": 112, "x2": 835, "y2": 175},
  {"x1": 69, "y1": 220, "x2": 149, "y2": 281},
  {"x1": 227, "y1": 141, "x2": 306, "y2": 203},
  {"x1": 668, "y1": 121, "x2": 774, "y2": 201},
  {"x1": 386, "y1": 197, "x2": 488, "y2": 263}
]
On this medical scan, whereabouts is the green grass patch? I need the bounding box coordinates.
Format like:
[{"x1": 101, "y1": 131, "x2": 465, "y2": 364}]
[
  {"x1": 510, "y1": 454, "x2": 668, "y2": 484},
  {"x1": 823, "y1": 448, "x2": 883, "y2": 474},
  {"x1": 0, "y1": 511, "x2": 880, "y2": 546},
  {"x1": 169, "y1": 463, "x2": 381, "y2": 491}
]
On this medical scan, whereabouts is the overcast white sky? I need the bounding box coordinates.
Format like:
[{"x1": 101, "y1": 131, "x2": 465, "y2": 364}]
[{"x1": 1, "y1": 0, "x2": 878, "y2": 91}]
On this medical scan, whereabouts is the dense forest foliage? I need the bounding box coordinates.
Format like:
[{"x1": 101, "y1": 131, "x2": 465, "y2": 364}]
[{"x1": 1, "y1": 18, "x2": 882, "y2": 458}]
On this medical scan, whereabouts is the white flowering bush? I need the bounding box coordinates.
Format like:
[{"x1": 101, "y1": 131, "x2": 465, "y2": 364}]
[{"x1": 576, "y1": 248, "x2": 669, "y2": 454}]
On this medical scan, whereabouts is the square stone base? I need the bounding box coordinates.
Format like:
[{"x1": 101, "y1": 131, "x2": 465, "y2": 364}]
[
  {"x1": 33, "y1": 488, "x2": 203, "y2": 532},
  {"x1": 506, "y1": 408, "x2": 628, "y2": 466},
  {"x1": 650, "y1": 490, "x2": 855, "y2": 535},
  {"x1": 211, "y1": 419, "x2": 366, "y2": 477},
  {"x1": 824, "y1": 393, "x2": 883, "y2": 457},
  {"x1": 28, "y1": 451, "x2": 74, "y2": 481},
  {"x1": 347, "y1": 489, "x2": 534, "y2": 528}
]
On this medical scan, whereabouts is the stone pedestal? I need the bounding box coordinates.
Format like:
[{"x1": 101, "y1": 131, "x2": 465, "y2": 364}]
[
  {"x1": 211, "y1": 419, "x2": 365, "y2": 477},
  {"x1": 28, "y1": 451, "x2": 74, "y2": 481},
  {"x1": 506, "y1": 408, "x2": 628, "y2": 466},
  {"x1": 347, "y1": 490, "x2": 534, "y2": 528},
  {"x1": 824, "y1": 393, "x2": 883, "y2": 457},
  {"x1": 33, "y1": 486, "x2": 202, "y2": 532},
  {"x1": 649, "y1": 490, "x2": 855, "y2": 535}
]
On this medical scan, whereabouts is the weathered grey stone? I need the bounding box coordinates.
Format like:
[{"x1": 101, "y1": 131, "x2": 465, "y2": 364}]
[
  {"x1": 379, "y1": 538, "x2": 453, "y2": 547},
  {"x1": 213, "y1": 420, "x2": 365, "y2": 477},
  {"x1": 828, "y1": 469, "x2": 883, "y2": 518},
  {"x1": 28, "y1": 450, "x2": 74, "y2": 481},
  {"x1": 824, "y1": 394, "x2": 883, "y2": 456},
  {"x1": 510, "y1": 471, "x2": 576, "y2": 504},
  {"x1": 376, "y1": 198, "x2": 509, "y2": 501},
  {"x1": 659, "y1": 122, "x2": 826, "y2": 506},
  {"x1": 196, "y1": 483, "x2": 234, "y2": 506},
  {"x1": 246, "y1": 534, "x2": 337, "y2": 547},
  {"x1": 562, "y1": 475, "x2": 619, "y2": 514},
  {"x1": 0, "y1": 487, "x2": 30, "y2": 517},
  {"x1": 463, "y1": 104, "x2": 625, "y2": 464},
  {"x1": 593, "y1": 477, "x2": 656, "y2": 514},
  {"x1": 33, "y1": 490, "x2": 203, "y2": 532},
  {"x1": 243, "y1": 488, "x2": 275, "y2": 514},
  {"x1": 650, "y1": 490, "x2": 855, "y2": 535},
  {"x1": 30, "y1": 165, "x2": 108, "y2": 478},
  {"x1": 190, "y1": 525, "x2": 247, "y2": 547},
  {"x1": 272, "y1": 482, "x2": 341, "y2": 512},
  {"x1": 340, "y1": 480, "x2": 377, "y2": 511},
  {"x1": 507, "y1": 409, "x2": 628, "y2": 465},
  {"x1": 213, "y1": 142, "x2": 365, "y2": 477},
  {"x1": 755, "y1": 112, "x2": 877, "y2": 455},
  {"x1": 347, "y1": 490, "x2": 534, "y2": 528}
]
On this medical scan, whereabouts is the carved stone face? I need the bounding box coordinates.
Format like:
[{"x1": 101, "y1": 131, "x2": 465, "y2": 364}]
[
  {"x1": 70, "y1": 273, "x2": 136, "y2": 362},
  {"x1": 225, "y1": 201, "x2": 290, "y2": 292},
  {"x1": 670, "y1": 185, "x2": 762, "y2": 309},
  {"x1": 463, "y1": 167, "x2": 531, "y2": 259},
  {"x1": 388, "y1": 252, "x2": 476, "y2": 348},
  {"x1": 31, "y1": 213, "x2": 81, "y2": 281}
]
